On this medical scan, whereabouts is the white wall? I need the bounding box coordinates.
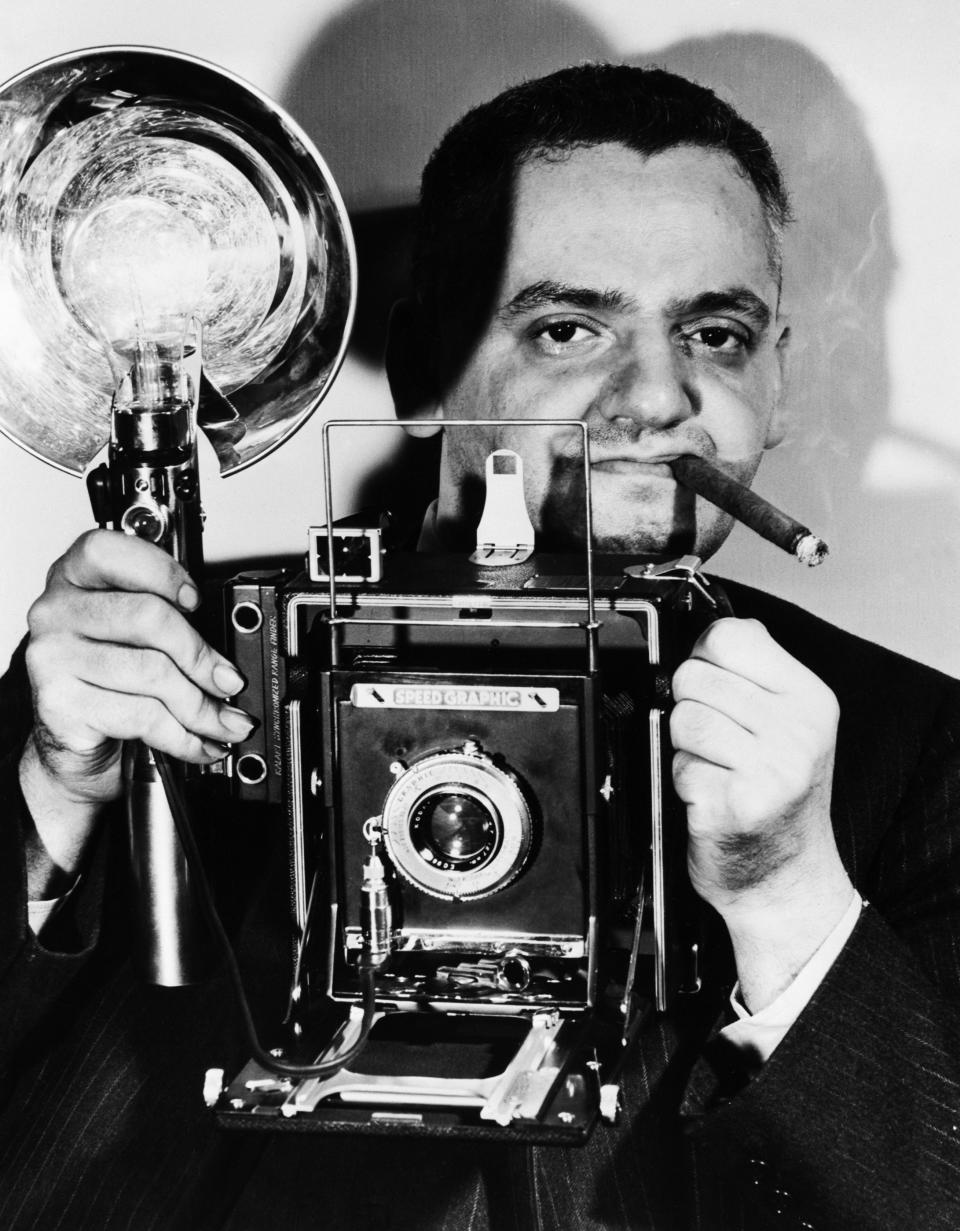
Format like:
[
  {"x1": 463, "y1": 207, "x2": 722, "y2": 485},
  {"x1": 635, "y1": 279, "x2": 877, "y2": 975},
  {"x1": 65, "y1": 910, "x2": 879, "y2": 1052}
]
[{"x1": 1, "y1": 0, "x2": 958, "y2": 675}]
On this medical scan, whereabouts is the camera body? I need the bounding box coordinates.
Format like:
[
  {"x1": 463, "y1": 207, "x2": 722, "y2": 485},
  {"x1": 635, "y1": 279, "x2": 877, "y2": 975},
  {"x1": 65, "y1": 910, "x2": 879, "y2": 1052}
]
[{"x1": 214, "y1": 535, "x2": 722, "y2": 1141}]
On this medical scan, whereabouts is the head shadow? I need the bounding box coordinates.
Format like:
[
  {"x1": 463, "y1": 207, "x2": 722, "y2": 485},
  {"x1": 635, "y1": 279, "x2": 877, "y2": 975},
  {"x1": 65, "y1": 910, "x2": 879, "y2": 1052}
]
[
  {"x1": 640, "y1": 32, "x2": 959, "y2": 670},
  {"x1": 279, "y1": 12, "x2": 958, "y2": 667},
  {"x1": 642, "y1": 32, "x2": 896, "y2": 524},
  {"x1": 279, "y1": 17, "x2": 896, "y2": 524},
  {"x1": 279, "y1": 0, "x2": 612, "y2": 526}
]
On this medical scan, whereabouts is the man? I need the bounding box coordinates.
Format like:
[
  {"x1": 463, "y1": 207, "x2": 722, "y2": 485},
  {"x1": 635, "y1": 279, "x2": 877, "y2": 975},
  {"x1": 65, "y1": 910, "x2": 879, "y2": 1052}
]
[{"x1": 2, "y1": 64, "x2": 959, "y2": 1230}]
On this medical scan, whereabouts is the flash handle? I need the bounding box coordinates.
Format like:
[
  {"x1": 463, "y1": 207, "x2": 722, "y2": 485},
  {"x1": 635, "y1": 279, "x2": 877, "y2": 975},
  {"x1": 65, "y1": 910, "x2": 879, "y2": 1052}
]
[{"x1": 97, "y1": 328, "x2": 210, "y2": 986}]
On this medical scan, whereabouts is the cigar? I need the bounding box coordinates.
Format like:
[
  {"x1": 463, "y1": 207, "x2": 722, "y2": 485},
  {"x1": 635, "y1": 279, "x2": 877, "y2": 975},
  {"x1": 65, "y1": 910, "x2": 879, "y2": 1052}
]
[{"x1": 670, "y1": 455, "x2": 828, "y2": 566}]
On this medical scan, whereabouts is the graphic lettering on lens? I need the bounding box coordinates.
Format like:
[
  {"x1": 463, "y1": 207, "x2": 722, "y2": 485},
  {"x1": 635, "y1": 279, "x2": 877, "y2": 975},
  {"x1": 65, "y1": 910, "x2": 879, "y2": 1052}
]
[
  {"x1": 380, "y1": 744, "x2": 536, "y2": 901},
  {"x1": 409, "y1": 789, "x2": 502, "y2": 871}
]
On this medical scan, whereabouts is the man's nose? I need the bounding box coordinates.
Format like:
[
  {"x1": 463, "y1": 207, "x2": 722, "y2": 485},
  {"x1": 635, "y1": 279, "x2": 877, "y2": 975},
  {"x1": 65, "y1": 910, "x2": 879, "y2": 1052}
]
[{"x1": 594, "y1": 339, "x2": 695, "y2": 429}]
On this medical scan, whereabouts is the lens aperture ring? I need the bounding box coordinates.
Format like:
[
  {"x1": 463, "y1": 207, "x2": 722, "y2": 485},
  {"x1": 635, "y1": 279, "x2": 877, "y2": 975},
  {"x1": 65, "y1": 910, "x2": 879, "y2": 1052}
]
[{"x1": 381, "y1": 748, "x2": 534, "y2": 901}]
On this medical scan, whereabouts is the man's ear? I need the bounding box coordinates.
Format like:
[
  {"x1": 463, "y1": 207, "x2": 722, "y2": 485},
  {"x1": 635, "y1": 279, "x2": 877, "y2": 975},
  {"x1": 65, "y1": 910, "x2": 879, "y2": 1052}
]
[
  {"x1": 385, "y1": 297, "x2": 444, "y2": 438},
  {"x1": 764, "y1": 322, "x2": 791, "y2": 449}
]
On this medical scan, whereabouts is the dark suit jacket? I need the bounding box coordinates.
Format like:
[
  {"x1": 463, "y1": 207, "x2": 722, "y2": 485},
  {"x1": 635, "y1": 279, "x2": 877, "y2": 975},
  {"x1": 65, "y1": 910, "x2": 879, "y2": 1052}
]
[{"x1": 1, "y1": 580, "x2": 959, "y2": 1231}]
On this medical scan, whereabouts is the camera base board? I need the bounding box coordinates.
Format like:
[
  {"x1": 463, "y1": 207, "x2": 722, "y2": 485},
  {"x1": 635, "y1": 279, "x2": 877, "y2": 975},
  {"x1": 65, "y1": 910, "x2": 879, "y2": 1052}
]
[{"x1": 214, "y1": 1009, "x2": 605, "y2": 1144}]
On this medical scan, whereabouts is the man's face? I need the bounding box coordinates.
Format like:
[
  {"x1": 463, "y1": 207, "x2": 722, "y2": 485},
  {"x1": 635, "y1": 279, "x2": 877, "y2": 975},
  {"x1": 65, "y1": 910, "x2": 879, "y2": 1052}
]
[{"x1": 430, "y1": 141, "x2": 788, "y2": 558}]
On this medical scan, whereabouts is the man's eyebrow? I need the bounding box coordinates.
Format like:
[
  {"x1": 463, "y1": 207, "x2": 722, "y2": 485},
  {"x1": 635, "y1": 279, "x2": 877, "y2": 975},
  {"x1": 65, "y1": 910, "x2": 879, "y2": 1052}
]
[
  {"x1": 498, "y1": 282, "x2": 774, "y2": 332},
  {"x1": 498, "y1": 280, "x2": 636, "y2": 320},
  {"x1": 668, "y1": 288, "x2": 773, "y2": 331}
]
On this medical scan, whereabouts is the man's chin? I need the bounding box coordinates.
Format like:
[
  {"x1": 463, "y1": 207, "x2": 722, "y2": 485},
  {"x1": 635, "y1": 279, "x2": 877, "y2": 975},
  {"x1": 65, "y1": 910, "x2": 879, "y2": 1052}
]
[
  {"x1": 537, "y1": 513, "x2": 696, "y2": 558},
  {"x1": 592, "y1": 529, "x2": 695, "y2": 558},
  {"x1": 540, "y1": 467, "x2": 704, "y2": 557}
]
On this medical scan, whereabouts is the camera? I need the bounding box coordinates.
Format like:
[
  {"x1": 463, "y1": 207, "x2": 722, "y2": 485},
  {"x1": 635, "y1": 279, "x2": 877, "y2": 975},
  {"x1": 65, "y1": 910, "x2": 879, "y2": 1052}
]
[{"x1": 210, "y1": 439, "x2": 723, "y2": 1143}]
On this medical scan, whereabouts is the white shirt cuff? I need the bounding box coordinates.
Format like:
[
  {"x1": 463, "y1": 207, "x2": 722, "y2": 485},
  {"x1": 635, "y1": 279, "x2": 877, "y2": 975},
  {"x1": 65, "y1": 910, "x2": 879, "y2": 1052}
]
[{"x1": 719, "y1": 890, "x2": 864, "y2": 1065}]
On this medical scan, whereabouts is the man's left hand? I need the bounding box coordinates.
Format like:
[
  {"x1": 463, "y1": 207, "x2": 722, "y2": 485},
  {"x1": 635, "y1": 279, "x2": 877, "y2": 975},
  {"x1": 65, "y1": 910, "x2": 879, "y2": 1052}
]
[{"x1": 671, "y1": 617, "x2": 854, "y2": 1011}]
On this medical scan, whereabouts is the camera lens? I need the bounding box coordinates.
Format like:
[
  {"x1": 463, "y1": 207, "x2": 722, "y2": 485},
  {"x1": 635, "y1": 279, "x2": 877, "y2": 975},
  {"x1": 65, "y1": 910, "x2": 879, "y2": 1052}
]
[
  {"x1": 381, "y1": 743, "x2": 535, "y2": 901},
  {"x1": 410, "y1": 790, "x2": 499, "y2": 870}
]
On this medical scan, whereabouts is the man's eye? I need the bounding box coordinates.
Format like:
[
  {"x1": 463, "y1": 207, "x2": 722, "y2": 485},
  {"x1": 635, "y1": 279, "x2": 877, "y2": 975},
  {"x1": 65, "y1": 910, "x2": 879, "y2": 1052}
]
[
  {"x1": 531, "y1": 319, "x2": 597, "y2": 353},
  {"x1": 543, "y1": 321, "x2": 581, "y2": 344},
  {"x1": 686, "y1": 325, "x2": 749, "y2": 354}
]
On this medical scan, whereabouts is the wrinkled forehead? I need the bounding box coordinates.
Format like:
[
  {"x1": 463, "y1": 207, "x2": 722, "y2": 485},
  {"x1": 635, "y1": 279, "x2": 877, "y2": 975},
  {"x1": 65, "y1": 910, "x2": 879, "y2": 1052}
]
[{"x1": 505, "y1": 142, "x2": 780, "y2": 294}]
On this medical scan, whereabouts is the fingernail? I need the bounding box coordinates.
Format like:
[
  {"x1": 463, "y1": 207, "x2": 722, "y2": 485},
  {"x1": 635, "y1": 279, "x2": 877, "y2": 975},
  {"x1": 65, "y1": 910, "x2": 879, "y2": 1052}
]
[
  {"x1": 178, "y1": 582, "x2": 201, "y2": 611},
  {"x1": 220, "y1": 705, "x2": 257, "y2": 739},
  {"x1": 201, "y1": 739, "x2": 230, "y2": 761},
  {"x1": 214, "y1": 663, "x2": 245, "y2": 697}
]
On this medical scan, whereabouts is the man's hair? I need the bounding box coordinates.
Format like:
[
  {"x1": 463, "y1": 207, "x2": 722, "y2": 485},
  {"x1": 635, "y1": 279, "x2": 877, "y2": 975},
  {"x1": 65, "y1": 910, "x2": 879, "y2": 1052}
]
[{"x1": 413, "y1": 62, "x2": 790, "y2": 327}]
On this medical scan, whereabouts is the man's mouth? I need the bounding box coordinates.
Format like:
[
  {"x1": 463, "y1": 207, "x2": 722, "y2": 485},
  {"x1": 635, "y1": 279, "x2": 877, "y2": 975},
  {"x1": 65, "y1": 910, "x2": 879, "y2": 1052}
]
[{"x1": 589, "y1": 454, "x2": 681, "y2": 477}]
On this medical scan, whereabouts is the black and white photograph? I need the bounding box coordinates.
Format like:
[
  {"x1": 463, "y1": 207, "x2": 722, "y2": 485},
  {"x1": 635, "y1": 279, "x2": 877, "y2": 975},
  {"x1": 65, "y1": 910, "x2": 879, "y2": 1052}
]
[{"x1": 0, "y1": 2, "x2": 958, "y2": 1228}]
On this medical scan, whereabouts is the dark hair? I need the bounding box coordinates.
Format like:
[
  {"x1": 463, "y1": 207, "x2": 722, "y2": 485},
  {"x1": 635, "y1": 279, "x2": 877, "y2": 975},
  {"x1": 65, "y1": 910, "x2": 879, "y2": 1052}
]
[{"x1": 413, "y1": 62, "x2": 790, "y2": 326}]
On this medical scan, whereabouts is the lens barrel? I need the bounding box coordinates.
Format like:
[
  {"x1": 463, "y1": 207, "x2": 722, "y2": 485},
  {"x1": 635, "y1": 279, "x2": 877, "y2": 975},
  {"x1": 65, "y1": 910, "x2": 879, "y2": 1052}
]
[{"x1": 381, "y1": 743, "x2": 534, "y2": 901}]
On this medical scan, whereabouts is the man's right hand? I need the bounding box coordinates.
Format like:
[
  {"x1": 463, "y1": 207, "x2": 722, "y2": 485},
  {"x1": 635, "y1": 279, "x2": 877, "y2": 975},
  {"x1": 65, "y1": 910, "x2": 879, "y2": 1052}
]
[{"x1": 19, "y1": 529, "x2": 254, "y2": 894}]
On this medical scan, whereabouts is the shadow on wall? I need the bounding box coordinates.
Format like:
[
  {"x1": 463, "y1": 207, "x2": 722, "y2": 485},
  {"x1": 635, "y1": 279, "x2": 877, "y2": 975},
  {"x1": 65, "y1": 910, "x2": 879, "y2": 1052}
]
[
  {"x1": 280, "y1": 0, "x2": 611, "y2": 530},
  {"x1": 279, "y1": 1, "x2": 960, "y2": 673},
  {"x1": 650, "y1": 33, "x2": 960, "y2": 672}
]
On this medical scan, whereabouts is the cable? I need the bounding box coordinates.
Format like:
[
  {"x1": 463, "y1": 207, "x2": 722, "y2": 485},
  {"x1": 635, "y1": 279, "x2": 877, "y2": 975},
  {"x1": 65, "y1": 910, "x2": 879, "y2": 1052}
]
[
  {"x1": 282, "y1": 866, "x2": 318, "y2": 1027},
  {"x1": 152, "y1": 749, "x2": 379, "y2": 1078}
]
